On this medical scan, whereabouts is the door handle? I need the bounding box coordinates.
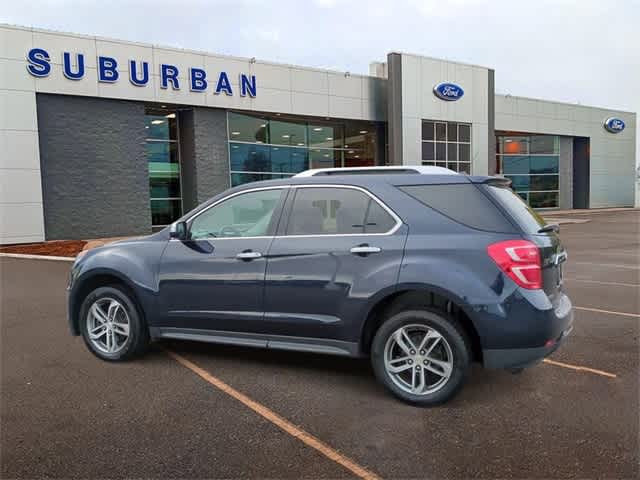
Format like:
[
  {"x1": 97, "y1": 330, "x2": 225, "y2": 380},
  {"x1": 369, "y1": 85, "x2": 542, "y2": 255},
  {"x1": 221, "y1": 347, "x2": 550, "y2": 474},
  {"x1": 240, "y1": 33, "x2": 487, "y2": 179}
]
[
  {"x1": 350, "y1": 245, "x2": 381, "y2": 255},
  {"x1": 236, "y1": 251, "x2": 262, "y2": 260}
]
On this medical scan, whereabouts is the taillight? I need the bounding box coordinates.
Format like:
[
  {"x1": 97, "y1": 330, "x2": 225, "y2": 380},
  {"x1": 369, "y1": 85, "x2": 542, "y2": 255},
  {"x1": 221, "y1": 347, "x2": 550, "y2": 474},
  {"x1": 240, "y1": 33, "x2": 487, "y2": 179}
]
[{"x1": 487, "y1": 240, "x2": 542, "y2": 290}]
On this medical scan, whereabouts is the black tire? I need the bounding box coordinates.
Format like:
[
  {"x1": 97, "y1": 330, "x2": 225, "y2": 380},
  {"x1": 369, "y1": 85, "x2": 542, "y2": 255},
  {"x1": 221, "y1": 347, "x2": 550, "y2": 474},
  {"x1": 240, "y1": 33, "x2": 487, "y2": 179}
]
[
  {"x1": 79, "y1": 285, "x2": 149, "y2": 361},
  {"x1": 371, "y1": 309, "x2": 471, "y2": 406}
]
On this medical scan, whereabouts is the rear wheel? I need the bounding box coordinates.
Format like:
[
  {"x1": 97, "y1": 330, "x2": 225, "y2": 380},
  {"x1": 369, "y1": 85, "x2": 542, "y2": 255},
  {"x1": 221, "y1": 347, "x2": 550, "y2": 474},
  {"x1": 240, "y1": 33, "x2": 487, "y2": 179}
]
[
  {"x1": 371, "y1": 309, "x2": 471, "y2": 405},
  {"x1": 79, "y1": 286, "x2": 149, "y2": 361}
]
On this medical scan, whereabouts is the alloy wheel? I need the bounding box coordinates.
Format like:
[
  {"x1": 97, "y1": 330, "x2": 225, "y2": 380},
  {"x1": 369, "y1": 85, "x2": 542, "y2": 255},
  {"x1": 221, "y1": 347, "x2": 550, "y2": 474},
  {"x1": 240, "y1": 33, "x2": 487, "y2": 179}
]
[
  {"x1": 383, "y1": 324, "x2": 454, "y2": 395},
  {"x1": 86, "y1": 297, "x2": 131, "y2": 354}
]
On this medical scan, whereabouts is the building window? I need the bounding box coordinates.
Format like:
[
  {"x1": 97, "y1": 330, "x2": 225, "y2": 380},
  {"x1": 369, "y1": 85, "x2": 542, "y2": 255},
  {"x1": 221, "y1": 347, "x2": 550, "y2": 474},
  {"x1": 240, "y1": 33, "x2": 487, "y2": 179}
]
[
  {"x1": 228, "y1": 112, "x2": 379, "y2": 187},
  {"x1": 421, "y1": 121, "x2": 472, "y2": 173},
  {"x1": 496, "y1": 135, "x2": 559, "y2": 209},
  {"x1": 145, "y1": 109, "x2": 182, "y2": 230}
]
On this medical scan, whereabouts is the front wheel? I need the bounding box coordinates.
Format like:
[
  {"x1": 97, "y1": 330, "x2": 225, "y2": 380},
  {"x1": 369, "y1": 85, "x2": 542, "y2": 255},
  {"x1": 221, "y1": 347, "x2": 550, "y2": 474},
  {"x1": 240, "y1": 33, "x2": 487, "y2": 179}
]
[
  {"x1": 79, "y1": 286, "x2": 149, "y2": 361},
  {"x1": 371, "y1": 309, "x2": 471, "y2": 406}
]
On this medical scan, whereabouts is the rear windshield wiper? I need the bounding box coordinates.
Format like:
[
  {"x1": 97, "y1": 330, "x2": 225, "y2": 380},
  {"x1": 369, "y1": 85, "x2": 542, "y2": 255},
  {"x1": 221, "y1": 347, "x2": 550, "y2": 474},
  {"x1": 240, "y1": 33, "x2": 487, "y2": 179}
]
[{"x1": 538, "y1": 223, "x2": 560, "y2": 234}]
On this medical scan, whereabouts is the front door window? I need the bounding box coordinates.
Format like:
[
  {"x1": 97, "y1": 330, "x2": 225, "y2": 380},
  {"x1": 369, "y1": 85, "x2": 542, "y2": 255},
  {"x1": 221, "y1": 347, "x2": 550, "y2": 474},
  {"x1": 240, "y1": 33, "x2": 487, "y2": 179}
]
[{"x1": 189, "y1": 188, "x2": 284, "y2": 239}]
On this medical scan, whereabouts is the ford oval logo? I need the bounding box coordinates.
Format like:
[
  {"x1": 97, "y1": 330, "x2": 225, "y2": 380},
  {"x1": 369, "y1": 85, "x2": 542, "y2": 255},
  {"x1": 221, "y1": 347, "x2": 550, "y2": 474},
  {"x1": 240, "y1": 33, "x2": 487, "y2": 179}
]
[
  {"x1": 433, "y1": 82, "x2": 464, "y2": 101},
  {"x1": 604, "y1": 117, "x2": 625, "y2": 133}
]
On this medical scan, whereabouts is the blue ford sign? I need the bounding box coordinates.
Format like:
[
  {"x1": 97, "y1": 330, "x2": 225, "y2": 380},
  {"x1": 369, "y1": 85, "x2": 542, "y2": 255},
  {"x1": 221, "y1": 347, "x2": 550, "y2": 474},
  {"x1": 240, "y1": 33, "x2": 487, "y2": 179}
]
[
  {"x1": 433, "y1": 82, "x2": 464, "y2": 101},
  {"x1": 26, "y1": 47, "x2": 257, "y2": 97},
  {"x1": 604, "y1": 117, "x2": 625, "y2": 134}
]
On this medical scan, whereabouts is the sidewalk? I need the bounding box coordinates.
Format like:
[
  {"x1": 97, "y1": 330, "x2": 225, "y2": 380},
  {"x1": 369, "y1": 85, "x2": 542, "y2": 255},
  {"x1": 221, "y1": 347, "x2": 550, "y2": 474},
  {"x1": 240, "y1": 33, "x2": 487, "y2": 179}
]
[{"x1": 543, "y1": 207, "x2": 639, "y2": 216}]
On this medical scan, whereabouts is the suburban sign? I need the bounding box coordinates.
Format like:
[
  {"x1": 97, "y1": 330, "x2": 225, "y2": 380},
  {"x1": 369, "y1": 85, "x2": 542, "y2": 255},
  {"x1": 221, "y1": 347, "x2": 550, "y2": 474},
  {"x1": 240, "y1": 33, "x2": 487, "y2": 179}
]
[
  {"x1": 433, "y1": 82, "x2": 464, "y2": 101},
  {"x1": 25, "y1": 47, "x2": 257, "y2": 97},
  {"x1": 603, "y1": 117, "x2": 625, "y2": 134}
]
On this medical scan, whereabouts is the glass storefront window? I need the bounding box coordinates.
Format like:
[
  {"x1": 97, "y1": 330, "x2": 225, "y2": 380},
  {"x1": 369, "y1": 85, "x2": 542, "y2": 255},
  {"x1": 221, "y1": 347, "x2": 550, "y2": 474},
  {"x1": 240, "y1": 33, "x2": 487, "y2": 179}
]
[
  {"x1": 309, "y1": 124, "x2": 343, "y2": 149},
  {"x1": 270, "y1": 120, "x2": 307, "y2": 147},
  {"x1": 150, "y1": 199, "x2": 182, "y2": 227},
  {"x1": 309, "y1": 149, "x2": 340, "y2": 169},
  {"x1": 228, "y1": 112, "x2": 269, "y2": 143},
  {"x1": 228, "y1": 113, "x2": 380, "y2": 187},
  {"x1": 146, "y1": 108, "x2": 182, "y2": 229},
  {"x1": 145, "y1": 114, "x2": 177, "y2": 140},
  {"x1": 496, "y1": 134, "x2": 560, "y2": 209},
  {"x1": 421, "y1": 120, "x2": 472, "y2": 173},
  {"x1": 530, "y1": 135, "x2": 559, "y2": 154},
  {"x1": 231, "y1": 172, "x2": 293, "y2": 187}
]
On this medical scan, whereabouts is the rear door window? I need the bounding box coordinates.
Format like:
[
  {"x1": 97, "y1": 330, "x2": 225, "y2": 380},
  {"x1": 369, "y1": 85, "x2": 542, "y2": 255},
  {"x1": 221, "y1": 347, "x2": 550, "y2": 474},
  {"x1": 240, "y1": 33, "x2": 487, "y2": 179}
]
[
  {"x1": 399, "y1": 184, "x2": 516, "y2": 233},
  {"x1": 286, "y1": 187, "x2": 397, "y2": 235},
  {"x1": 482, "y1": 184, "x2": 547, "y2": 234}
]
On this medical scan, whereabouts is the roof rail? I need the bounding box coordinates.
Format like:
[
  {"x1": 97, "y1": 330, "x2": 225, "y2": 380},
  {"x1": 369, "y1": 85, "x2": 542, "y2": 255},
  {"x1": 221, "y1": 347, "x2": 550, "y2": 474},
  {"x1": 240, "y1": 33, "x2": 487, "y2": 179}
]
[{"x1": 294, "y1": 166, "x2": 458, "y2": 177}]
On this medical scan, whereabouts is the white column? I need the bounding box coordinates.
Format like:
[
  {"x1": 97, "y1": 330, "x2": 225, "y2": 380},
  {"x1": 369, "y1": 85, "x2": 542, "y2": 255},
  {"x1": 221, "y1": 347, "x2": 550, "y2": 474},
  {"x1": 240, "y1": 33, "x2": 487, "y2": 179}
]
[{"x1": 0, "y1": 25, "x2": 45, "y2": 244}]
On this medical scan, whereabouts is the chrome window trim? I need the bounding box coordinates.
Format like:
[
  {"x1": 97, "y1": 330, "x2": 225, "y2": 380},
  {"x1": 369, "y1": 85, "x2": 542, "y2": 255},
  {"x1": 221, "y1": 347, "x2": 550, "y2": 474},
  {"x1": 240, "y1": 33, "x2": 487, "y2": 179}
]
[{"x1": 170, "y1": 184, "x2": 403, "y2": 241}]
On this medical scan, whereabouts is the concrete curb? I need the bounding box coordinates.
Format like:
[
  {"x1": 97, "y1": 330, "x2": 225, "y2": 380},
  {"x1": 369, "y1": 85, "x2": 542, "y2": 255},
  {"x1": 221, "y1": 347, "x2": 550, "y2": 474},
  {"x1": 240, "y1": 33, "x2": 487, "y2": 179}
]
[{"x1": 0, "y1": 253, "x2": 76, "y2": 262}]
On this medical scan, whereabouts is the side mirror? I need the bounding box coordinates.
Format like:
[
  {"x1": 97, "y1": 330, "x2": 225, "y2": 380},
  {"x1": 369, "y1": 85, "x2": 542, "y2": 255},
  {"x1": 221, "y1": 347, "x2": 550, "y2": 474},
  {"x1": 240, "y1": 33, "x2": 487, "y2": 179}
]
[{"x1": 169, "y1": 221, "x2": 188, "y2": 240}]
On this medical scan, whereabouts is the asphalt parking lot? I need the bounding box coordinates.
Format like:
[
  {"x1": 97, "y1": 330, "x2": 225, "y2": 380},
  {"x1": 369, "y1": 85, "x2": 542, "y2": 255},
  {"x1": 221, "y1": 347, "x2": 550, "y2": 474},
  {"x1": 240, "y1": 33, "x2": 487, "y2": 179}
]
[{"x1": 1, "y1": 210, "x2": 638, "y2": 479}]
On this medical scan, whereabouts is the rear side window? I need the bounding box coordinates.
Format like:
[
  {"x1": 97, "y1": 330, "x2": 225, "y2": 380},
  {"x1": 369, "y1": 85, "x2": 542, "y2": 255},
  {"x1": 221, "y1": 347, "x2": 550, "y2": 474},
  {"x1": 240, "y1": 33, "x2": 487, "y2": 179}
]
[
  {"x1": 482, "y1": 185, "x2": 546, "y2": 234},
  {"x1": 399, "y1": 184, "x2": 516, "y2": 232},
  {"x1": 286, "y1": 187, "x2": 396, "y2": 235}
]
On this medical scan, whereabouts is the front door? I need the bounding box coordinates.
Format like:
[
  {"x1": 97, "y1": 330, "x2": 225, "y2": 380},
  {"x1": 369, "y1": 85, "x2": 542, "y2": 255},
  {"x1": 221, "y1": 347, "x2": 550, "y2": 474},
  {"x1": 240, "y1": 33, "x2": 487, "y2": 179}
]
[
  {"x1": 263, "y1": 185, "x2": 407, "y2": 342},
  {"x1": 157, "y1": 187, "x2": 287, "y2": 332}
]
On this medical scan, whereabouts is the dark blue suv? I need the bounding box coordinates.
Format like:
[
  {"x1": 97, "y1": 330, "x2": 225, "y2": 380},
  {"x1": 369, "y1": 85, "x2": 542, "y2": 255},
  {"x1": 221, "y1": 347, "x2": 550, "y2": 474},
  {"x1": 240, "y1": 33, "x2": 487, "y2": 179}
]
[{"x1": 68, "y1": 167, "x2": 573, "y2": 405}]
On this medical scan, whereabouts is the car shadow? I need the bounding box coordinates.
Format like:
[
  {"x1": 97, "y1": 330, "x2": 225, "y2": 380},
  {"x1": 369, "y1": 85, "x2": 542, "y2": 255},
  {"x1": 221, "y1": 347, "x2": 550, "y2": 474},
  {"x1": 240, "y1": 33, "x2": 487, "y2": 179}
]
[{"x1": 152, "y1": 339, "x2": 529, "y2": 407}]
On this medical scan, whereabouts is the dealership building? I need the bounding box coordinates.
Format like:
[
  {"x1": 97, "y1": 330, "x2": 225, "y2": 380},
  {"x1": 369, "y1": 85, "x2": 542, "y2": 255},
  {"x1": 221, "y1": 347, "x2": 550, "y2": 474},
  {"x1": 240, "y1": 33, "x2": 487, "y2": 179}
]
[{"x1": 0, "y1": 24, "x2": 637, "y2": 244}]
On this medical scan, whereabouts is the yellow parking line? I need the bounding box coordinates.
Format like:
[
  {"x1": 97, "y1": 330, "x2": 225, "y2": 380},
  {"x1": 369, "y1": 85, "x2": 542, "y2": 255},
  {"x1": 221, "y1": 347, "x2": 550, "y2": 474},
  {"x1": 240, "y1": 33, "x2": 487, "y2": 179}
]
[
  {"x1": 574, "y1": 306, "x2": 640, "y2": 318},
  {"x1": 542, "y1": 359, "x2": 617, "y2": 378},
  {"x1": 166, "y1": 349, "x2": 381, "y2": 480}
]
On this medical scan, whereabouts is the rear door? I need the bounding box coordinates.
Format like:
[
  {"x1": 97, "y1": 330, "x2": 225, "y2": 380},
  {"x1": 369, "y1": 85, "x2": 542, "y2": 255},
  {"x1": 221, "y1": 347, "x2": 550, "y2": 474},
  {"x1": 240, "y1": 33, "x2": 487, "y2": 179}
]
[{"x1": 262, "y1": 185, "x2": 408, "y2": 342}]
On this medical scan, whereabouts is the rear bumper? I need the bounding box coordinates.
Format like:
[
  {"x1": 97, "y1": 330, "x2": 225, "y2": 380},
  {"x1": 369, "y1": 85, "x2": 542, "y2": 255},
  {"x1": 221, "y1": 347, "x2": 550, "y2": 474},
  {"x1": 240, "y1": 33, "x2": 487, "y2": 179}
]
[
  {"x1": 481, "y1": 292, "x2": 574, "y2": 369},
  {"x1": 483, "y1": 322, "x2": 573, "y2": 369}
]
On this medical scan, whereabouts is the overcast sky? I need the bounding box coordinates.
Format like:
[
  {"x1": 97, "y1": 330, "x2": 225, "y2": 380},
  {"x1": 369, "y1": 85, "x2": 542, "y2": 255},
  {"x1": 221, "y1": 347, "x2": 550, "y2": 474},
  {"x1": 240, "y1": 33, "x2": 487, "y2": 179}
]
[{"x1": 3, "y1": 0, "x2": 639, "y2": 161}]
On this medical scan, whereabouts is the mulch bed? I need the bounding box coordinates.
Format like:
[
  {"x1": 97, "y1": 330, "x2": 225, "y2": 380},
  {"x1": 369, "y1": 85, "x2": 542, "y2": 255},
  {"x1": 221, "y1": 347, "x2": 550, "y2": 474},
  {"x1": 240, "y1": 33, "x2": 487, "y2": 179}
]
[{"x1": 0, "y1": 240, "x2": 87, "y2": 258}]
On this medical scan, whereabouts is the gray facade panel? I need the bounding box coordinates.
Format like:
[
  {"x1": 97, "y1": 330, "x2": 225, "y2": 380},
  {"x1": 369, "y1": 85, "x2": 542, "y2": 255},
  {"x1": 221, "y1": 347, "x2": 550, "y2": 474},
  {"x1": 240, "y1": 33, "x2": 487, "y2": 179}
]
[
  {"x1": 487, "y1": 69, "x2": 496, "y2": 175},
  {"x1": 386, "y1": 53, "x2": 403, "y2": 165},
  {"x1": 559, "y1": 137, "x2": 573, "y2": 209},
  {"x1": 191, "y1": 107, "x2": 229, "y2": 203},
  {"x1": 36, "y1": 94, "x2": 149, "y2": 240}
]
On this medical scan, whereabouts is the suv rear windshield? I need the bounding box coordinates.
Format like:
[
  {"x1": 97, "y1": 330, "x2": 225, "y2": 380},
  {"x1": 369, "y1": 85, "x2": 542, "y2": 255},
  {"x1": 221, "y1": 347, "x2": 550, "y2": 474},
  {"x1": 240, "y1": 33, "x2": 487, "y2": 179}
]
[
  {"x1": 398, "y1": 184, "x2": 516, "y2": 233},
  {"x1": 482, "y1": 184, "x2": 547, "y2": 234}
]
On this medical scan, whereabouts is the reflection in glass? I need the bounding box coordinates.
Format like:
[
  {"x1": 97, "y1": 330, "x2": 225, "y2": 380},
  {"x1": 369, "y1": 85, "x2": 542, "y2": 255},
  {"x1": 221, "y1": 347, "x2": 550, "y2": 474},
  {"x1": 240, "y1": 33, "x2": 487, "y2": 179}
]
[
  {"x1": 435, "y1": 123, "x2": 447, "y2": 141},
  {"x1": 447, "y1": 123, "x2": 458, "y2": 142},
  {"x1": 228, "y1": 112, "x2": 269, "y2": 143},
  {"x1": 530, "y1": 175, "x2": 559, "y2": 191},
  {"x1": 145, "y1": 114, "x2": 177, "y2": 140},
  {"x1": 458, "y1": 124, "x2": 471, "y2": 143},
  {"x1": 506, "y1": 175, "x2": 530, "y2": 191},
  {"x1": 530, "y1": 155, "x2": 559, "y2": 174},
  {"x1": 422, "y1": 142, "x2": 435, "y2": 161},
  {"x1": 270, "y1": 146, "x2": 309, "y2": 173},
  {"x1": 310, "y1": 149, "x2": 340, "y2": 169},
  {"x1": 529, "y1": 192, "x2": 558, "y2": 208},
  {"x1": 146, "y1": 109, "x2": 182, "y2": 227},
  {"x1": 151, "y1": 199, "x2": 182, "y2": 226},
  {"x1": 145, "y1": 142, "x2": 179, "y2": 164},
  {"x1": 459, "y1": 143, "x2": 470, "y2": 162},
  {"x1": 422, "y1": 122, "x2": 434, "y2": 141},
  {"x1": 270, "y1": 120, "x2": 307, "y2": 146},
  {"x1": 530, "y1": 135, "x2": 558, "y2": 154},
  {"x1": 231, "y1": 172, "x2": 292, "y2": 187},
  {"x1": 502, "y1": 156, "x2": 529, "y2": 175},
  {"x1": 230, "y1": 143, "x2": 271, "y2": 172},
  {"x1": 309, "y1": 124, "x2": 343, "y2": 149}
]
